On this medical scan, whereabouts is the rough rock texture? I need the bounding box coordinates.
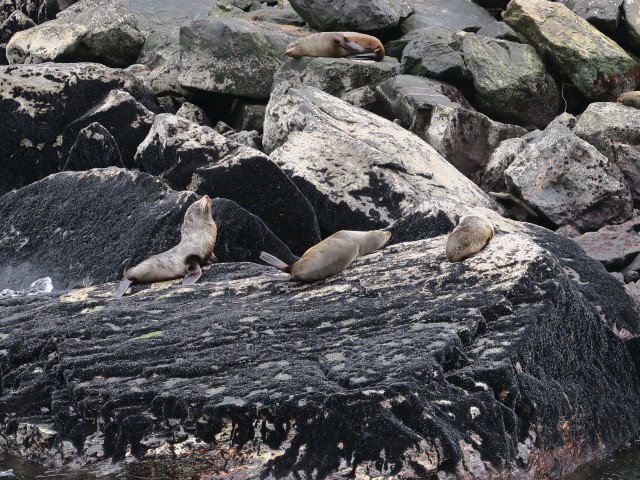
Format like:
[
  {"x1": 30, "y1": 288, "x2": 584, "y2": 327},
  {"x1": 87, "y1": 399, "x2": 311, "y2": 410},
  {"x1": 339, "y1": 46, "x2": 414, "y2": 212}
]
[
  {"x1": 272, "y1": 56, "x2": 400, "y2": 100},
  {"x1": 401, "y1": 27, "x2": 470, "y2": 84},
  {"x1": 401, "y1": 28, "x2": 561, "y2": 128},
  {"x1": 503, "y1": 0, "x2": 640, "y2": 100},
  {"x1": 400, "y1": 0, "x2": 495, "y2": 33},
  {"x1": 175, "y1": 101, "x2": 213, "y2": 128},
  {"x1": 573, "y1": 217, "x2": 640, "y2": 269},
  {"x1": 6, "y1": 0, "x2": 144, "y2": 66},
  {"x1": 374, "y1": 75, "x2": 527, "y2": 182},
  {"x1": 624, "y1": 0, "x2": 640, "y2": 51},
  {"x1": 459, "y1": 32, "x2": 561, "y2": 128},
  {"x1": 0, "y1": 169, "x2": 197, "y2": 291},
  {"x1": 177, "y1": 18, "x2": 300, "y2": 99},
  {"x1": 288, "y1": 0, "x2": 412, "y2": 32},
  {"x1": 263, "y1": 85, "x2": 498, "y2": 233},
  {"x1": 245, "y1": 5, "x2": 306, "y2": 26},
  {"x1": 572, "y1": 0, "x2": 622, "y2": 34},
  {"x1": 63, "y1": 89, "x2": 156, "y2": 168},
  {"x1": 211, "y1": 198, "x2": 297, "y2": 266},
  {"x1": 0, "y1": 62, "x2": 158, "y2": 194},
  {"x1": 481, "y1": 130, "x2": 540, "y2": 193},
  {"x1": 0, "y1": 10, "x2": 35, "y2": 43},
  {"x1": 63, "y1": 122, "x2": 124, "y2": 171},
  {"x1": 505, "y1": 122, "x2": 633, "y2": 231},
  {"x1": 1, "y1": 205, "x2": 639, "y2": 479},
  {"x1": 573, "y1": 102, "x2": 640, "y2": 206},
  {"x1": 0, "y1": 168, "x2": 298, "y2": 291},
  {"x1": 134, "y1": 114, "x2": 321, "y2": 255}
]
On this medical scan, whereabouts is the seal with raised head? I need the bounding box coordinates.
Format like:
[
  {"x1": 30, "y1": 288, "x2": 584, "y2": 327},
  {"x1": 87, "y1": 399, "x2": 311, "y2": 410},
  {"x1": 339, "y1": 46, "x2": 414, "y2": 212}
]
[
  {"x1": 617, "y1": 91, "x2": 640, "y2": 108},
  {"x1": 260, "y1": 229, "x2": 391, "y2": 281},
  {"x1": 446, "y1": 213, "x2": 494, "y2": 263},
  {"x1": 285, "y1": 32, "x2": 385, "y2": 61},
  {"x1": 112, "y1": 195, "x2": 218, "y2": 297}
]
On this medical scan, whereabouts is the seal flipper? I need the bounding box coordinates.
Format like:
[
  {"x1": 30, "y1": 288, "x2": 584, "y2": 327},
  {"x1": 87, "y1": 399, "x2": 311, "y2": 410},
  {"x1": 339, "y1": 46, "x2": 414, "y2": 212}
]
[
  {"x1": 112, "y1": 278, "x2": 132, "y2": 298},
  {"x1": 338, "y1": 39, "x2": 367, "y2": 54},
  {"x1": 347, "y1": 52, "x2": 380, "y2": 60},
  {"x1": 182, "y1": 262, "x2": 202, "y2": 286},
  {"x1": 260, "y1": 251, "x2": 292, "y2": 272}
]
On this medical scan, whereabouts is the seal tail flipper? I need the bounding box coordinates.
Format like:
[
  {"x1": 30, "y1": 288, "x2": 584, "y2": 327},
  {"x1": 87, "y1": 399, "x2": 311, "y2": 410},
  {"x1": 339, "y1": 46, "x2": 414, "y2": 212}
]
[
  {"x1": 259, "y1": 251, "x2": 290, "y2": 271},
  {"x1": 260, "y1": 272, "x2": 292, "y2": 281},
  {"x1": 207, "y1": 253, "x2": 219, "y2": 264},
  {"x1": 347, "y1": 52, "x2": 380, "y2": 60},
  {"x1": 112, "y1": 278, "x2": 132, "y2": 298},
  {"x1": 182, "y1": 263, "x2": 202, "y2": 286}
]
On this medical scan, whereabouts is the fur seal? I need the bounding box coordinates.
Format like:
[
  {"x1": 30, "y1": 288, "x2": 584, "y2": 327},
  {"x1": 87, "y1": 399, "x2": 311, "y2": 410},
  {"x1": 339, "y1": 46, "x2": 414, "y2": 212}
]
[
  {"x1": 112, "y1": 195, "x2": 218, "y2": 297},
  {"x1": 260, "y1": 229, "x2": 391, "y2": 281},
  {"x1": 285, "y1": 32, "x2": 385, "y2": 61},
  {"x1": 446, "y1": 213, "x2": 494, "y2": 263},
  {"x1": 617, "y1": 91, "x2": 640, "y2": 108}
]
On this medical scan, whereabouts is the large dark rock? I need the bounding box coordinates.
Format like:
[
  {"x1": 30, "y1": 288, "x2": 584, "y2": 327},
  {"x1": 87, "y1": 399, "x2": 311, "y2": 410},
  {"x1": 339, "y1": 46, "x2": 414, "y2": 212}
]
[
  {"x1": 63, "y1": 89, "x2": 155, "y2": 168},
  {"x1": 402, "y1": 28, "x2": 562, "y2": 129},
  {"x1": 0, "y1": 62, "x2": 158, "y2": 194},
  {"x1": 177, "y1": 18, "x2": 300, "y2": 99},
  {"x1": 134, "y1": 114, "x2": 321, "y2": 255},
  {"x1": 400, "y1": 0, "x2": 495, "y2": 33},
  {"x1": 0, "y1": 168, "x2": 196, "y2": 291},
  {"x1": 63, "y1": 122, "x2": 124, "y2": 171},
  {"x1": 288, "y1": 0, "x2": 412, "y2": 33},
  {"x1": 0, "y1": 168, "x2": 298, "y2": 292},
  {"x1": 1, "y1": 203, "x2": 639, "y2": 478},
  {"x1": 211, "y1": 198, "x2": 297, "y2": 266}
]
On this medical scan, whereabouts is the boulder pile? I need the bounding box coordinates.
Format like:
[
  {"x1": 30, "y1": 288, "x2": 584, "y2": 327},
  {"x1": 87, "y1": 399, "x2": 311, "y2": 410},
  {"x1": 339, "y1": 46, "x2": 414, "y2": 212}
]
[{"x1": 1, "y1": 0, "x2": 640, "y2": 478}]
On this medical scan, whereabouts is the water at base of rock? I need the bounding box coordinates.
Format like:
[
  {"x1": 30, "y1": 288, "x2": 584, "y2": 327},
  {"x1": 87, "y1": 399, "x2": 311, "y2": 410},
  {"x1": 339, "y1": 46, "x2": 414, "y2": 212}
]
[
  {"x1": 0, "y1": 277, "x2": 53, "y2": 298},
  {"x1": 564, "y1": 443, "x2": 640, "y2": 479}
]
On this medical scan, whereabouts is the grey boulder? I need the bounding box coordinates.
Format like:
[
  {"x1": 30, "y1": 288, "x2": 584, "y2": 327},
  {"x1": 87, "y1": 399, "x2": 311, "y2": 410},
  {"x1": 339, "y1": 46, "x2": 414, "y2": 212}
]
[{"x1": 263, "y1": 85, "x2": 499, "y2": 233}]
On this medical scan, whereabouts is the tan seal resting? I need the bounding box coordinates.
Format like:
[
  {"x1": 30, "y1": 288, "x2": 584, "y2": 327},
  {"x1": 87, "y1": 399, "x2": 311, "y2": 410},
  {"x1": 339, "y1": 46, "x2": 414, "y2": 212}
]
[
  {"x1": 617, "y1": 91, "x2": 640, "y2": 108},
  {"x1": 260, "y1": 229, "x2": 392, "y2": 282},
  {"x1": 112, "y1": 195, "x2": 218, "y2": 297},
  {"x1": 284, "y1": 32, "x2": 385, "y2": 61},
  {"x1": 446, "y1": 213, "x2": 494, "y2": 263}
]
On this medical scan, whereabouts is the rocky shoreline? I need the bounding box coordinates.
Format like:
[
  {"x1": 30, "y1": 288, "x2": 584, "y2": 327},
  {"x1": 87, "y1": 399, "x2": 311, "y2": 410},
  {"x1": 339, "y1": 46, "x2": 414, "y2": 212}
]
[{"x1": 1, "y1": 0, "x2": 640, "y2": 478}]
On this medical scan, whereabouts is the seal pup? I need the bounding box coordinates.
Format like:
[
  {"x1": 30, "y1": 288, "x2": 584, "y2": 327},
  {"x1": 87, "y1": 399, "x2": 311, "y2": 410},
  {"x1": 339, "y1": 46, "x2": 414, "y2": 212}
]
[
  {"x1": 617, "y1": 91, "x2": 640, "y2": 108},
  {"x1": 284, "y1": 32, "x2": 385, "y2": 61},
  {"x1": 260, "y1": 229, "x2": 391, "y2": 282},
  {"x1": 112, "y1": 195, "x2": 218, "y2": 297},
  {"x1": 446, "y1": 213, "x2": 494, "y2": 263}
]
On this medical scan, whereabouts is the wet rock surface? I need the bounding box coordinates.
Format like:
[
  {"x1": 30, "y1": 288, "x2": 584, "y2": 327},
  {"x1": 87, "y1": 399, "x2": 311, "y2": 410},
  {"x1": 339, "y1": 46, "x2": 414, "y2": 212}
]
[
  {"x1": 2, "y1": 213, "x2": 639, "y2": 478},
  {"x1": 2, "y1": 0, "x2": 640, "y2": 478}
]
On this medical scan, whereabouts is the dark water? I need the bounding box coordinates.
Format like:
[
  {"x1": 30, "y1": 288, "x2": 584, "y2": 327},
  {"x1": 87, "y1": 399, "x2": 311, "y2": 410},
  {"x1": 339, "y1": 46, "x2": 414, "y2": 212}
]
[
  {"x1": 564, "y1": 444, "x2": 640, "y2": 479},
  {"x1": 3, "y1": 445, "x2": 640, "y2": 480},
  {"x1": 0, "y1": 455, "x2": 122, "y2": 480}
]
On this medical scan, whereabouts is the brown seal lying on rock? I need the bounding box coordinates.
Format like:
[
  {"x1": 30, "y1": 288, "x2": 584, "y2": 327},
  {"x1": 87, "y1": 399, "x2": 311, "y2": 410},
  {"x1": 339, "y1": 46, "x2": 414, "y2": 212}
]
[
  {"x1": 617, "y1": 91, "x2": 640, "y2": 108},
  {"x1": 260, "y1": 230, "x2": 391, "y2": 281},
  {"x1": 446, "y1": 213, "x2": 494, "y2": 262},
  {"x1": 112, "y1": 195, "x2": 218, "y2": 297},
  {"x1": 284, "y1": 32, "x2": 385, "y2": 61}
]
